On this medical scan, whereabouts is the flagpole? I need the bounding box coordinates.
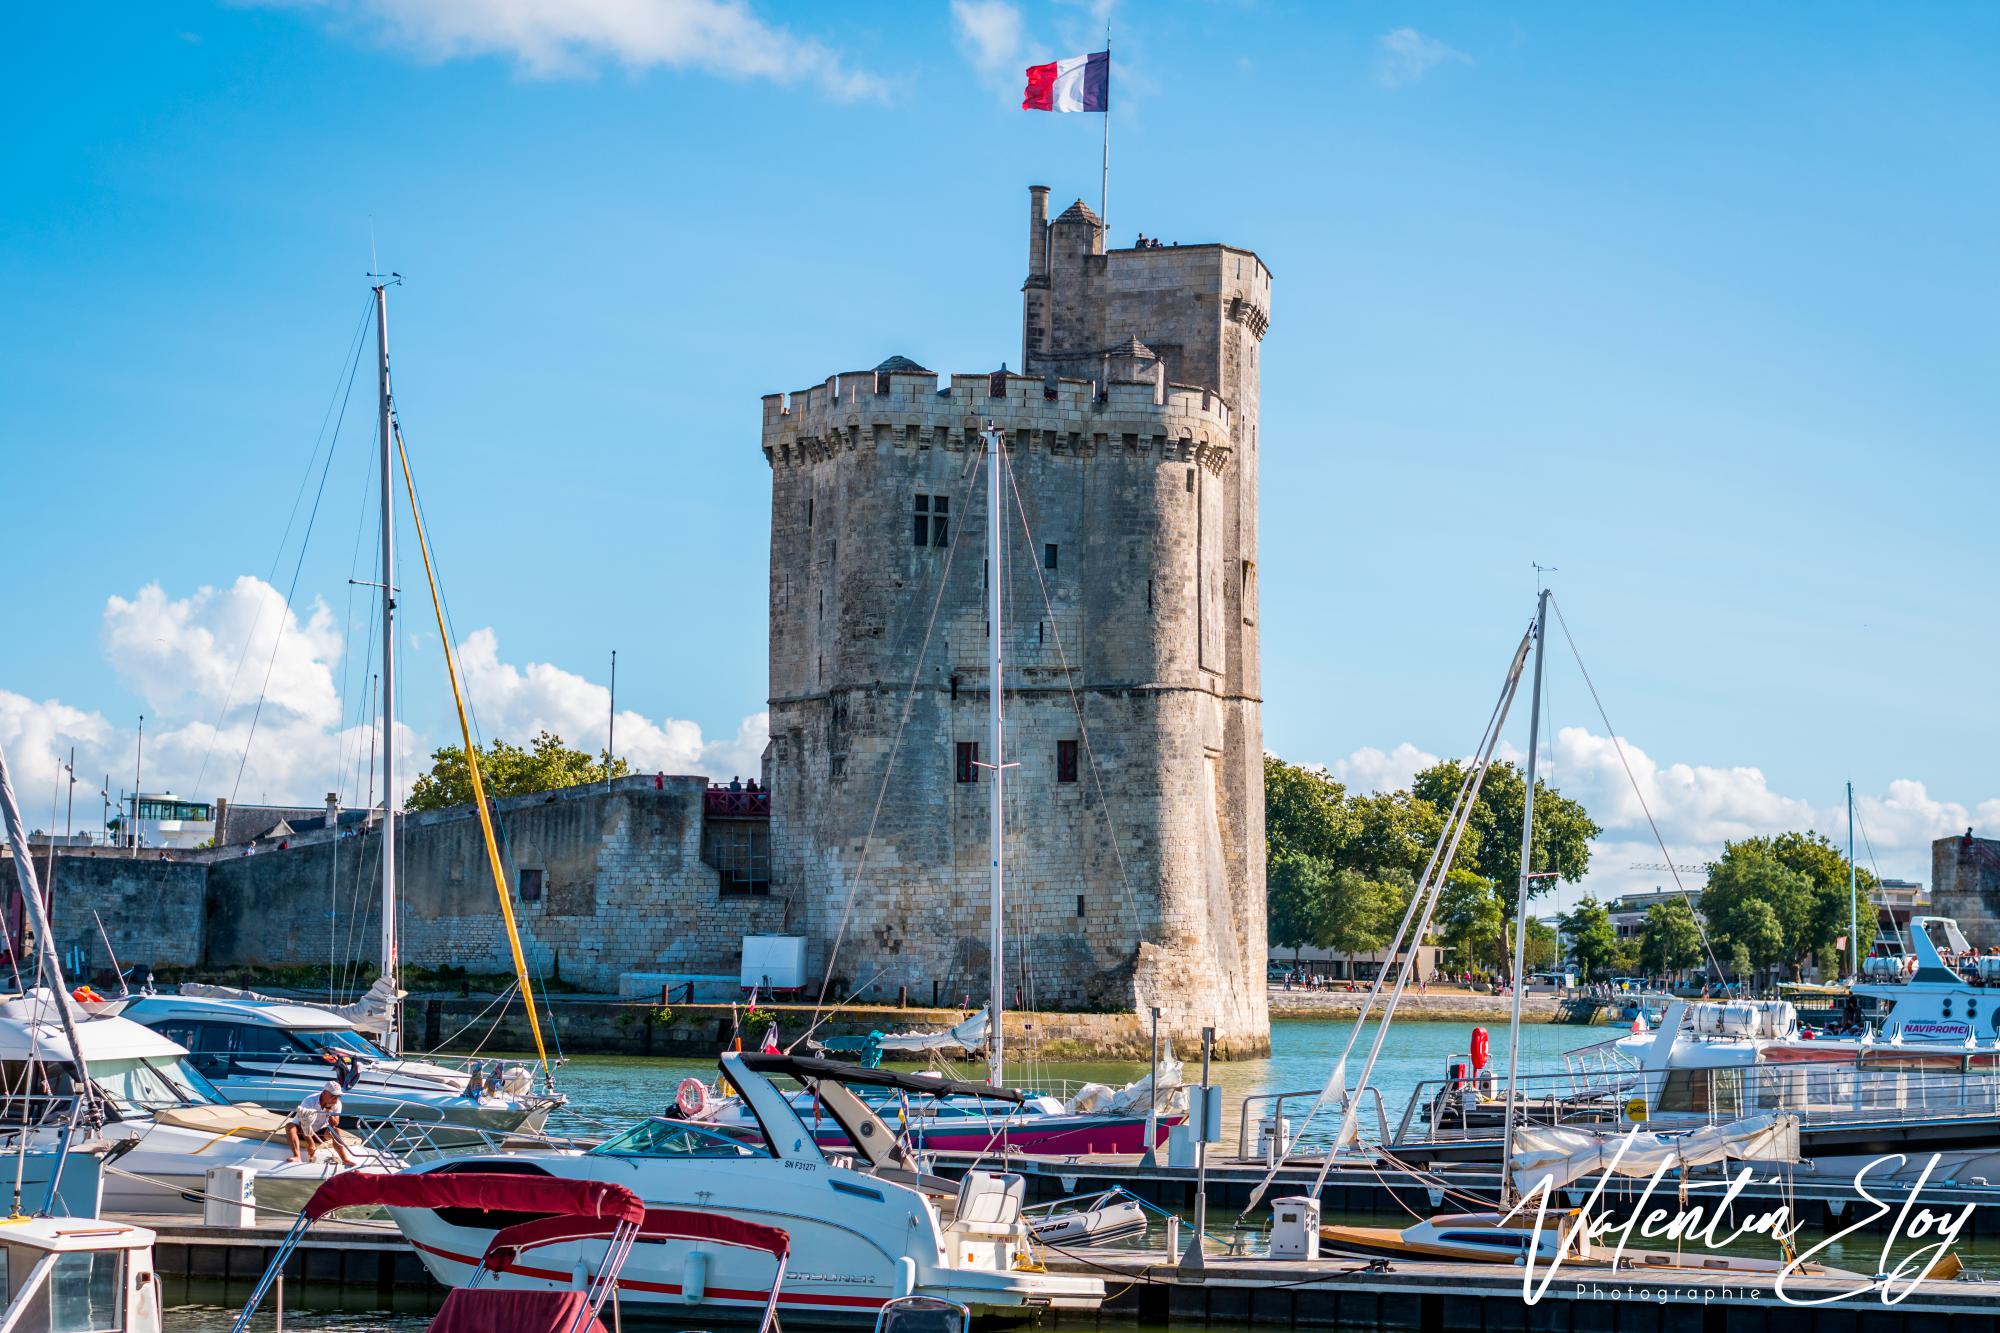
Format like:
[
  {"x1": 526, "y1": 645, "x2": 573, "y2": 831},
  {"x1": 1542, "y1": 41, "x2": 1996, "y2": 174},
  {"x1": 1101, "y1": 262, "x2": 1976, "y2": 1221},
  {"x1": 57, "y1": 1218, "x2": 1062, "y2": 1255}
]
[{"x1": 1100, "y1": 24, "x2": 1111, "y2": 240}]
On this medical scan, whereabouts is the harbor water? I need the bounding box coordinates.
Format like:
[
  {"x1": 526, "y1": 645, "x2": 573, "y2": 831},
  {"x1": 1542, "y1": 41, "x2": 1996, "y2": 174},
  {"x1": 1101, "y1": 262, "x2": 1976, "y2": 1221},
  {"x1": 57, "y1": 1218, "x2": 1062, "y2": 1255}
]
[{"x1": 160, "y1": 1018, "x2": 1993, "y2": 1330}]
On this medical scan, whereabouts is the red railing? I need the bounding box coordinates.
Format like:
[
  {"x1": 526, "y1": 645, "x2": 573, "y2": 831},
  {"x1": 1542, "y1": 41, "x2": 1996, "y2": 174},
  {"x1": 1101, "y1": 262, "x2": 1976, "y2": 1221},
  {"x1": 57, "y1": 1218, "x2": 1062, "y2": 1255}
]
[{"x1": 704, "y1": 788, "x2": 770, "y2": 817}]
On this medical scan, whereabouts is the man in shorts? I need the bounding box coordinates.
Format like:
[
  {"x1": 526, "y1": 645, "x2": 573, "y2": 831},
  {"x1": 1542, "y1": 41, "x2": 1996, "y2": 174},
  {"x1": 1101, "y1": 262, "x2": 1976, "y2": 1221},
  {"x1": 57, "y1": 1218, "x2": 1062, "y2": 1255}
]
[{"x1": 286, "y1": 1080, "x2": 357, "y2": 1166}]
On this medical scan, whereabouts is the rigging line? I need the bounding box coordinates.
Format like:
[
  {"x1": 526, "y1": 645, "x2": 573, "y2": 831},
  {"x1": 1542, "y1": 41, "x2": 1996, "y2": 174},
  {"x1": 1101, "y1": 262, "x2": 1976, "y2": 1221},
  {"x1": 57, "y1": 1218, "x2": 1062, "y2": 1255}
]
[
  {"x1": 194, "y1": 296, "x2": 374, "y2": 797},
  {"x1": 1547, "y1": 594, "x2": 1728, "y2": 985},
  {"x1": 394, "y1": 425, "x2": 555, "y2": 1084},
  {"x1": 332, "y1": 414, "x2": 383, "y2": 801},
  {"x1": 227, "y1": 314, "x2": 370, "y2": 807},
  {"x1": 1243, "y1": 622, "x2": 1532, "y2": 1214},
  {"x1": 807, "y1": 439, "x2": 986, "y2": 1026},
  {"x1": 998, "y1": 444, "x2": 1142, "y2": 935},
  {"x1": 391, "y1": 413, "x2": 493, "y2": 757}
]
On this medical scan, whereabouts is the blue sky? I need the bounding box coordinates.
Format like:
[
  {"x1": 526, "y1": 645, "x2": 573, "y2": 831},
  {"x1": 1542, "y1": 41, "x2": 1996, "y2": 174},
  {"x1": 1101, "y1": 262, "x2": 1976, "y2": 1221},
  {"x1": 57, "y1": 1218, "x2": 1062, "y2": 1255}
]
[{"x1": 3, "y1": 1, "x2": 1997, "y2": 899}]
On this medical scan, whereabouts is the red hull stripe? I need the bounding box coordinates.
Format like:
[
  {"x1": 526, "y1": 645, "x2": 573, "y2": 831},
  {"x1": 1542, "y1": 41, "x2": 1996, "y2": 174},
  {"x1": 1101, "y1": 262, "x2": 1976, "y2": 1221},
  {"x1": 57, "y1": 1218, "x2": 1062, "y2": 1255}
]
[{"x1": 409, "y1": 1238, "x2": 891, "y2": 1310}]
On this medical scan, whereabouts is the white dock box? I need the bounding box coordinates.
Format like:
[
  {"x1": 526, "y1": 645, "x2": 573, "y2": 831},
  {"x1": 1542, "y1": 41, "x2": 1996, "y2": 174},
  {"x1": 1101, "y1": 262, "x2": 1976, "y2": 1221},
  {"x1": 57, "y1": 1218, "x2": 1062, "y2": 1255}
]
[
  {"x1": 204, "y1": 1165, "x2": 256, "y2": 1227},
  {"x1": 1269, "y1": 1195, "x2": 1320, "y2": 1259},
  {"x1": 740, "y1": 935, "x2": 807, "y2": 992}
]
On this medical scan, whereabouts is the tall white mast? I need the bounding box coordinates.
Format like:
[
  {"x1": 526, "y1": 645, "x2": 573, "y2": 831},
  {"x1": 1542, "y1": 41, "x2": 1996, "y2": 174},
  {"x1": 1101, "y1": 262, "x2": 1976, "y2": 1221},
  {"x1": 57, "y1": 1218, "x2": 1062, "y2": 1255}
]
[
  {"x1": 984, "y1": 423, "x2": 1007, "y2": 1088},
  {"x1": 1848, "y1": 780, "x2": 1858, "y2": 978},
  {"x1": 1499, "y1": 588, "x2": 1549, "y2": 1209},
  {"x1": 374, "y1": 281, "x2": 400, "y2": 1056}
]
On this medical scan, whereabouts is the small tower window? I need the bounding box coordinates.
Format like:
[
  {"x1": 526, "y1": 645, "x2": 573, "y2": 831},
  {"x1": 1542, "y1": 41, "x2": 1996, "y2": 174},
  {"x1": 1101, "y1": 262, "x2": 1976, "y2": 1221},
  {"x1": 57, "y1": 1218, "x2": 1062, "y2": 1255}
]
[
  {"x1": 807, "y1": 495, "x2": 814, "y2": 528},
  {"x1": 1076, "y1": 894, "x2": 1087, "y2": 918},
  {"x1": 955, "y1": 742, "x2": 980, "y2": 784},
  {"x1": 1057, "y1": 740, "x2": 1079, "y2": 783},
  {"x1": 1044, "y1": 543, "x2": 1059, "y2": 570},
  {"x1": 518, "y1": 867, "x2": 544, "y2": 903},
  {"x1": 913, "y1": 495, "x2": 949, "y2": 547}
]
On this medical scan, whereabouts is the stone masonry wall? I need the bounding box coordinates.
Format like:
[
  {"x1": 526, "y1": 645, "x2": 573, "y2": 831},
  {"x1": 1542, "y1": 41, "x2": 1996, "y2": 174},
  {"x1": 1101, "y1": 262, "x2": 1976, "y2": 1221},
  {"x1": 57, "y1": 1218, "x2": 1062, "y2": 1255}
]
[
  {"x1": 1933, "y1": 832, "x2": 2000, "y2": 948},
  {"x1": 42, "y1": 777, "x2": 786, "y2": 993},
  {"x1": 761, "y1": 188, "x2": 1272, "y2": 1056}
]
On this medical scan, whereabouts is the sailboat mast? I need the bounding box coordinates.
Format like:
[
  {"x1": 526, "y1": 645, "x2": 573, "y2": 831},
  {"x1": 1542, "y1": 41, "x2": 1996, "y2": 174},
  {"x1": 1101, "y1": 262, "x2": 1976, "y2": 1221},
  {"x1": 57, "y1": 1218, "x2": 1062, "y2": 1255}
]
[
  {"x1": 374, "y1": 281, "x2": 400, "y2": 1056},
  {"x1": 1499, "y1": 588, "x2": 1549, "y2": 1209},
  {"x1": 985, "y1": 423, "x2": 1006, "y2": 1088},
  {"x1": 1848, "y1": 781, "x2": 1857, "y2": 978}
]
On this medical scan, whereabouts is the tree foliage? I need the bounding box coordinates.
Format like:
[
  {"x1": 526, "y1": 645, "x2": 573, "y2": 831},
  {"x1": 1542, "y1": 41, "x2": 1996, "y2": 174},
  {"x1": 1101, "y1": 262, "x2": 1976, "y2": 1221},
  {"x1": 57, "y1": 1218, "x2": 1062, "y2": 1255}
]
[
  {"x1": 1699, "y1": 831, "x2": 1878, "y2": 977},
  {"x1": 1560, "y1": 896, "x2": 1620, "y2": 981},
  {"x1": 407, "y1": 731, "x2": 630, "y2": 813},
  {"x1": 1637, "y1": 897, "x2": 1705, "y2": 979},
  {"x1": 1267, "y1": 754, "x2": 1601, "y2": 977},
  {"x1": 1409, "y1": 760, "x2": 1601, "y2": 911}
]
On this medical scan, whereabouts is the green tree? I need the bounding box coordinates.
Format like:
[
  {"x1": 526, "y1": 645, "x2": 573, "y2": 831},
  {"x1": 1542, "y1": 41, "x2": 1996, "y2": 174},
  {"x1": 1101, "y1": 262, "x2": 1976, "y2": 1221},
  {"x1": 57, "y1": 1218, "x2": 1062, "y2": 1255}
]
[
  {"x1": 1267, "y1": 850, "x2": 1331, "y2": 957},
  {"x1": 1637, "y1": 897, "x2": 1705, "y2": 981},
  {"x1": 1411, "y1": 760, "x2": 1600, "y2": 911},
  {"x1": 407, "y1": 730, "x2": 630, "y2": 813},
  {"x1": 1323, "y1": 869, "x2": 1412, "y2": 957},
  {"x1": 1264, "y1": 757, "x2": 1353, "y2": 864},
  {"x1": 1522, "y1": 918, "x2": 1559, "y2": 973},
  {"x1": 1560, "y1": 896, "x2": 1620, "y2": 981},
  {"x1": 1436, "y1": 870, "x2": 1506, "y2": 973}
]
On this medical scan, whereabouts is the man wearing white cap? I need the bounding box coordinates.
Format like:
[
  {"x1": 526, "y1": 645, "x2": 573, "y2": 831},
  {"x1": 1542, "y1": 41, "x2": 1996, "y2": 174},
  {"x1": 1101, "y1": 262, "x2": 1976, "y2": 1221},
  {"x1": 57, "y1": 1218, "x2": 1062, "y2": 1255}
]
[{"x1": 286, "y1": 1080, "x2": 357, "y2": 1166}]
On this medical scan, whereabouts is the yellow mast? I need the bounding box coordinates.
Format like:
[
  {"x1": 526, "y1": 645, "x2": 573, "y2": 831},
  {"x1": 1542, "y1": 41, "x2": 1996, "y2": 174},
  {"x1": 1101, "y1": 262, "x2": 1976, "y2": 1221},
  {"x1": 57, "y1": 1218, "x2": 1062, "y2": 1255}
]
[{"x1": 393, "y1": 429, "x2": 554, "y2": 1085}]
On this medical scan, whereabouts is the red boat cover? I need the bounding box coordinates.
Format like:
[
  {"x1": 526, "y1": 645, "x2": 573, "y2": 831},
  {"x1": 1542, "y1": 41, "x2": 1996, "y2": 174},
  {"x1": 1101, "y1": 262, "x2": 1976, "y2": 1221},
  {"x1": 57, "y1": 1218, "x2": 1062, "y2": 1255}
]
[
  {"x1": 303, "y1": 1172, "x2": 644, "y2": 1228},
  {"x1": 483, "y1": 1206, "x2": 790, "y2": 1270},
  {"x1": 428, "y1": 1288, "x2": 608, "y2": 1333}
]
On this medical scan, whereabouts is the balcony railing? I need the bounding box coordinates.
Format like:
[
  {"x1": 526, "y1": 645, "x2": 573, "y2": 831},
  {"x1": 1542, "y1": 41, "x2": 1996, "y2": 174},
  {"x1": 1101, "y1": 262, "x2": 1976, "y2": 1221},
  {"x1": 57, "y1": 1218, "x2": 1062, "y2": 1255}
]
[{"x1": 703, "y1": 787, "x2": 770, "y2": 817}]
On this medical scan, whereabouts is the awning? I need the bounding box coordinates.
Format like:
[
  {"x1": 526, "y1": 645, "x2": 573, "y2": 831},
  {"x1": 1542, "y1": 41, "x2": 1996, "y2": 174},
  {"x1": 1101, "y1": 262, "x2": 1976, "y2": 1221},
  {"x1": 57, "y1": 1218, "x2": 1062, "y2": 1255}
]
[{"x1": 302, "y1": 1171, "x2": 644, "y2": 1227}]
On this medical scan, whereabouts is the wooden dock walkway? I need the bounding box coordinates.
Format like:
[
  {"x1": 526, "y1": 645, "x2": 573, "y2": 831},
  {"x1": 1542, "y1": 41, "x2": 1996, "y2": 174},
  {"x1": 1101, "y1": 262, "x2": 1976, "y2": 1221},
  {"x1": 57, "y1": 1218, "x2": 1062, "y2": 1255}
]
[{"x1": 1039, "y1": 1249, "x2": 1998, "y2": 1331}]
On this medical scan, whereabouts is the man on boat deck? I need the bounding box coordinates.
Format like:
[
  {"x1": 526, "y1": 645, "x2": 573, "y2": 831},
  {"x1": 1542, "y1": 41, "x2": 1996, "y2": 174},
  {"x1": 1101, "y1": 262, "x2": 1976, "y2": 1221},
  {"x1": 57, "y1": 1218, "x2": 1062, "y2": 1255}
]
[{"x1": 286, "y1": 1081, "x2": 358, "y2": 1166}]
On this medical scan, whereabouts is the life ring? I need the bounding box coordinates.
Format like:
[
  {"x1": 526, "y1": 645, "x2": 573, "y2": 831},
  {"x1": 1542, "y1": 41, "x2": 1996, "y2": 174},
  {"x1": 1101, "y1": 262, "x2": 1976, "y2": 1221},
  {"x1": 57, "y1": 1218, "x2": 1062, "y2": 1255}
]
[{"x1": 676, "y1": 1077, "x2": 712, "y2": 1119}]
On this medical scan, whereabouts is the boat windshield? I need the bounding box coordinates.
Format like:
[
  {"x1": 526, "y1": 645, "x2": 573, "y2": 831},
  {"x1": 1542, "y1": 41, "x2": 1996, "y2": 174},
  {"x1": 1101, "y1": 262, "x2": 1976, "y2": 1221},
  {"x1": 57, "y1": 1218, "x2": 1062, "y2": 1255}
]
[
  {"x1": 588, "y1": 1118, "x2": 772, "y2": 1159},
  {"x1": 91, "y1": 1055, "x2": 227, "y2": 1117},
  {"x1": 289, "y1": 1028, "x2": 388, "y2": 1059}
]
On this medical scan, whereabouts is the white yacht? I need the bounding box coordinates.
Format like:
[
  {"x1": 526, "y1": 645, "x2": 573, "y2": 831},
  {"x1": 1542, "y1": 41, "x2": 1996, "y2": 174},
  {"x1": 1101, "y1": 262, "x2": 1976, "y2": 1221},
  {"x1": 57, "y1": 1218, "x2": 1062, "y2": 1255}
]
[
  {"x1": 114, "y1": 992, "x2": 560, "y2": 1147},
  {"x1": 0, "y1": 990, "x2": 402, "y2": 1216},
  {"x1": 391, "y1": 1052, "x2": 1105, "y2": 1321},
  {"x1": 1615, "y1": 915, "x2": 2000, "y2": 1085}
]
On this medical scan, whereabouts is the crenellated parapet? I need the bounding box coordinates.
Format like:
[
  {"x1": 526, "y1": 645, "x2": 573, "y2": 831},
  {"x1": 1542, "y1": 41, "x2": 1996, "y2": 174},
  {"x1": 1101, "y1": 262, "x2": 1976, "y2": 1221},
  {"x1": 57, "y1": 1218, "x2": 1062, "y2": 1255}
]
[{"x1": 761, "y1": 369, "x2": 1234, "y2": 476}]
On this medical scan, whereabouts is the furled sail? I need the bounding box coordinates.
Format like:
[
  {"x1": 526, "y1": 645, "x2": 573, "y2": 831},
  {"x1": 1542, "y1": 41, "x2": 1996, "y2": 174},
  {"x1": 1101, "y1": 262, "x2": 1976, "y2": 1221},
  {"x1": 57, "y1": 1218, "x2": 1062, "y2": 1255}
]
[{"x1": 1510, "y1": 1112, "x2": 1800, "y2": 1197}]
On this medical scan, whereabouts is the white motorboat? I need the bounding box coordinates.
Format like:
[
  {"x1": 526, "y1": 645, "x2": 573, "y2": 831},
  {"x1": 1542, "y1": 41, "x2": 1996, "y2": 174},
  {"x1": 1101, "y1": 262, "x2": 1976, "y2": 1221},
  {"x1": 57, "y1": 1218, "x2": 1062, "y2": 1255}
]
[
  {"x1": 0, "y1": 990, "x2": 402, "y2": 1216},
  {"x1": 0, "y1": 1215, "x2": 165, "y2": 1332},
  {"x1": 114, "y1": 991, "x2": 561, "y2": 1146},
  {"x1": 391, "y1": 1052, "x2": 1105, "y2": 1321}
]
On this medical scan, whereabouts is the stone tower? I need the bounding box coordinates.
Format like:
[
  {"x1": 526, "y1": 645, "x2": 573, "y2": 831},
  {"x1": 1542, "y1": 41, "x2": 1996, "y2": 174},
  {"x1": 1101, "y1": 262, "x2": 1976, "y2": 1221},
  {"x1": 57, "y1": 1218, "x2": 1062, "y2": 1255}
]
[{"x1": 760, "y1": 187, "x2": 1271, "y2": 1056}]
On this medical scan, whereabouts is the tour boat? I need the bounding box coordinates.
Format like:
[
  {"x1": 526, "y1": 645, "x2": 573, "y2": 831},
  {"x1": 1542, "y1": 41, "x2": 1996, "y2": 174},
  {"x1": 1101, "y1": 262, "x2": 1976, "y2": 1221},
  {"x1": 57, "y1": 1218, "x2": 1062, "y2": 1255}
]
[
  {"x1": 115, "y1": 991, "x2": 561, "y2": 1146},
  {"x1": 387, "y1": 1052, "x2": 1106, "y2": 1320}
]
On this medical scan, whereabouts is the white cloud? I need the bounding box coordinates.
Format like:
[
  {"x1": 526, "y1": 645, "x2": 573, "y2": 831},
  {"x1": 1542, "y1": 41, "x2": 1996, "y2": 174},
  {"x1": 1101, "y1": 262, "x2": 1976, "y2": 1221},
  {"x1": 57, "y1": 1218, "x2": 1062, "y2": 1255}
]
[
  {"x1": 102, "y1": 577, "x2": 343, "y2": 730},
  {"x1": 951, "y1": 0, "x2": 1024, "y2": 85},
  {"x1": 1309, "y1": 725, "x2": 2000, "y2": 902},
  {"x1": 0, "y1": 580, "x2": 766, "y2": 835},
  {"x1": 248, "y1": 0, "x2": 886, "y2": 99},
  {"x1": 456, "y1": 628, "x2": 766, "y2": 780},
  {"x1": 1331, "y1": 742, "x2": 1440, "y2": 794},
  {"x1": 1376, "y1": 26, "x2": 1470, "y2": 87}
]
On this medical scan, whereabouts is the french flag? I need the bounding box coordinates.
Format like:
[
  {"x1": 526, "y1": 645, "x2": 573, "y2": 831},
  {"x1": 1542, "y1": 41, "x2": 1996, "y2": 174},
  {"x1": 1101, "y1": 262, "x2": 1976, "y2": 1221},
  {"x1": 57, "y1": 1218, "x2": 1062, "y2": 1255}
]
[{"x1": 1023, "y1": 51, "x2": 1109, "y2": 113}]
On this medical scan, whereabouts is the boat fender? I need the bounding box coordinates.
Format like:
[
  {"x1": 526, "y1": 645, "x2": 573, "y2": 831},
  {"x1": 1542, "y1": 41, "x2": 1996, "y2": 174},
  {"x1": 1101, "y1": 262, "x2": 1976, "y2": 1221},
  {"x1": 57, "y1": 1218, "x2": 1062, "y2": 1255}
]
[
  {"x1": 895, "y1": 1257, "x2": 918, "y2": 1297},
  {"x1": 677, "y1": 1077, "x2": 712, "y2": 1119},
  {"x1": 683, "y1": 1250, "x2": 708, "y2": 1303}
]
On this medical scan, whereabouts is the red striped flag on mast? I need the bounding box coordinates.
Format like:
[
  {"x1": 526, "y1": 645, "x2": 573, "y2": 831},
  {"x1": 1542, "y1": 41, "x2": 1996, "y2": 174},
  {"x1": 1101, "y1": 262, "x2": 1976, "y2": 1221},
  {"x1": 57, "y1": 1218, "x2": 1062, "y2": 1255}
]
[{"x1": 1023, "y1": 51, "x2": 1109, "y2": 112}]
